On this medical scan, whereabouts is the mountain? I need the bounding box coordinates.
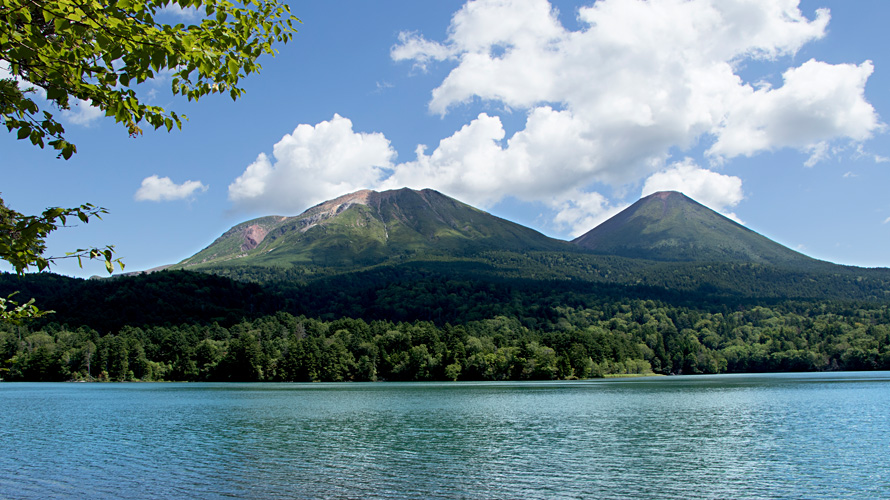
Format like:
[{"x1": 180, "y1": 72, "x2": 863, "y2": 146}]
[
  {"x1": 572, "y1": 191, "x2": 820, "y2": 268},
  {"x1": 165, "y1": 187, "x2": 890, "y2": 303},
  {"x1": 177, "y1": 188, "x2": 572, "y2": 271}
]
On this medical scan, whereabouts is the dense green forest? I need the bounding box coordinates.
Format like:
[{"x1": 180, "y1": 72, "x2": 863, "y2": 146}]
[
  {"x1": 201, "y1": 251, "x2": 890, "y2": 303},
  {"x1": 2, "y1": 267, "x2": 889, "y2": 382}
]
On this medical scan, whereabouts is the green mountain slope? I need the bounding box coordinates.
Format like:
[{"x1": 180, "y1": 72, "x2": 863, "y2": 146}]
[
  {"x1": 177, "y1": 188, "x2": 574, "y2": 272},
  {"x1": 572, "y1": 191, "x2": 821, "y2": 268},
  {"x1": 169, "y1": 187, "x2": 890, "y2": 302}
]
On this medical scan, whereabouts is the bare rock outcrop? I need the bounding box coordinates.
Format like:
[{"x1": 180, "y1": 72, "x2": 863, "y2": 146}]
[{"x1": 241, "y1": 224, "x2": 269, "y2": 252}]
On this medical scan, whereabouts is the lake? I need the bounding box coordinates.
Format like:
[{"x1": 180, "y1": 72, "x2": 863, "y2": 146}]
[{"x1": 1, "y1": 372, "x2": 888, "y2": 499}]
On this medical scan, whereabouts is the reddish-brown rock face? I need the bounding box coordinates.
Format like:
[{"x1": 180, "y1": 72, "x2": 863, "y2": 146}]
[{"x1": 241, "y1": 224, "x2": 269, "y2": 252}]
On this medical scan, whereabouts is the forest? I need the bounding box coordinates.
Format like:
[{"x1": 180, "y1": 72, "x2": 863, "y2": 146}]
[{"x1": 2, "y1": 267, "x2": 888, "y2": 382}]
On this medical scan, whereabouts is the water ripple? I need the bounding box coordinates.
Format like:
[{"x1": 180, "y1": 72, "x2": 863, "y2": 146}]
[{"x1": 1, "y1": 374, "x2": 889, "y2": 499}]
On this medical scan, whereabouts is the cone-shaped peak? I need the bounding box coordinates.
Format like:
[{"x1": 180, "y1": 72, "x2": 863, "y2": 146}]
[{"x1": 573, "y1": 191, "x2": 815, "y2": 266}]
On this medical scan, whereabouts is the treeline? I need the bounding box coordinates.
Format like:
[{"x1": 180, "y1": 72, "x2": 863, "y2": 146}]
[
  {"x1": 202, "y1": 251, "x2": 890, "y2": 303},
  {"x1": 3, "y1": 300, "x2": 888, "y2": 382},
  {"x1": 3, "y1": 260, "x2": 890, "y2": 382},
  {"x1": 0, "y1": 271, "x2": 286, "y2": 332}
]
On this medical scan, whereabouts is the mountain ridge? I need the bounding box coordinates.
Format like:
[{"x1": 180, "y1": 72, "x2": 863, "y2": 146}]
[
  {"x1": 179, "y1": 187, "x2": 845, "y2": 276},
  {"x1": 177, "y1": 187, "x2": 574, "y2": 271},
  {"x1": 572, "y1": 190, "x2": 822, "y2": 268}
]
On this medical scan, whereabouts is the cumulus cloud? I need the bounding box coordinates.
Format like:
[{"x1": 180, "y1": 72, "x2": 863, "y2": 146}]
[
  {"x1": 641, "y1": 159, "x2": 744, "y2": 222},
  {"x1": 379, "y1": 113, "x2": 509, "y2": 206},
  {"x1": 135, "y1": 175, "x2": 208, "y2": 202},
  {"x1": 390, "y1": 0, "x2": 875, "y2": 210},
  {"x1": 552, "y1": 190, "x2": 629, "y2": 237},
  {"x1": 231, "y1": 0, "x2": 881, "y2": 233},
  {"x1": 708, "y1": 60, "x2": 879, "y2": 161},
  {"x1": 228, "y1": 114, "x2": 395, "y2": 214},
  {"x1": 391, "y1": 0, "x2": 877, "y2": 176},
  {"x1": 380, "y1": 108, "x2": 622, "y2": 230}
]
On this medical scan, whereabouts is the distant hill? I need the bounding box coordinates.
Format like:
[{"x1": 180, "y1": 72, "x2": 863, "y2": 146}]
[
  {"x1": 160, "y1": 188, "x2": 890, "y2": 304},
  {"x1": 177, "y1": 188, "x2": 573, "y2": 272},
  {"x1": 572, "y1": 191, "x2": 822, "y2": 268},
  {"x1": 0, "y1": 270, "x2": 284, "y2": 332}
]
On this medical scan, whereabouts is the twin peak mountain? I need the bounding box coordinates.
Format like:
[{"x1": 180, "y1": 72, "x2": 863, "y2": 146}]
[{"x1": 178, "y1": 188, "x2": 817, "y2": 271}]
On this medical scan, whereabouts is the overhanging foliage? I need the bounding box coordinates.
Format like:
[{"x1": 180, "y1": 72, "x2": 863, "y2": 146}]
[{"x1": 1, "y1": 0, "x2": 299, "y2": 157}]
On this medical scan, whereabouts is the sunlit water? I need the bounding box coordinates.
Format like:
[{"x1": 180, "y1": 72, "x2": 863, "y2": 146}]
[{"x1": 1, "y1": 373, "x2": 888, "y2": 499}]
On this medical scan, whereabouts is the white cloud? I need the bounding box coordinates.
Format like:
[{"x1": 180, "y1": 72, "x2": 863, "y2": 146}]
[
  {"x1": 380, "y1": 108, "x2": 611, "y2": 208},
  {"x1": 228, "y1": 114, "x2": 395, "y2": 214},
  {"x1": 804, "y1": 141, "x2": 830, "y2": 168},
  {"x1": 135, "y1": 175, "x2": 208, "y2": 202},
  {"x1": 884, "y1": 216, "x2": 890, "y2": 225},
  {"x1": 708, "y1": 60, "x2": 879, "y2": 161},
  {"x1": 0, "y1": 61, "x2": 46, "y2": 100},
  {"x1": 374, "y1": 81, "x2": 394, "y2": 93},
  {"x1": 4, "y1": 61, "x2": 103, "y2": 127},
  {"x1": 379, "y1": 113, "x2": 508, "y2": 206},
  {"x1": 852, "y1": 144, "x2": 890, "y2": 164},
  {"x1": 552, "y1": 191, "x2": 629, "y2": 237},
  {"x1": 158, "y1": 4, "x2": 201, "y2": 20},
  {"x1": 231, "y1": 0, "x2": 881, "y2": 235},
  {"x1": 387, "y1": 0, "x2": 879, "y2": 212},
  {"x1": 641, "y1": 159, "x2": 744, "y2": 222},
  {"x1": 391, "y1": 32, "x2": 455, "y2": 71},
  {"x1": 61, "y1": 98, "x2": 104, "y2": 126}
]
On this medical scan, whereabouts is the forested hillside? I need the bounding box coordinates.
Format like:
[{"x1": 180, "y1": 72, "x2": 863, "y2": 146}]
[
  {"x1": 2, "y1": 297, "x2": 887, "y2": 382},
  {"x1": 573, "y1": 191, "x2": 820, "y2": 266},
  {"x1": 2, "y1": 263, "x2": 889, "y2": 381}
]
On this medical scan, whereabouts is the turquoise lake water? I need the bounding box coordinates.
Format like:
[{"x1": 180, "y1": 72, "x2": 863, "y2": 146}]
[{"x1": 1, "y1": 372, "x2": 888, "y2": 499}]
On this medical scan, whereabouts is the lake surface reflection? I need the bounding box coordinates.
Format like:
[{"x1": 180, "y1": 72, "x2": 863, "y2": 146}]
[{"x1": 2, "y1": 372, "x2": 889, "y2": 499}]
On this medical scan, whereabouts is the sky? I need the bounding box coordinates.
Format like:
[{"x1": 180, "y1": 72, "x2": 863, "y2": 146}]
[{"x1": 3, "y1": 0, "x2": 890, "y2": 278}]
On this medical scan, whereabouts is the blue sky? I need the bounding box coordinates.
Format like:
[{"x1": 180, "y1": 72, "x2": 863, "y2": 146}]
[{"x1": 3, "y1": 0, "x2": 890, "y2": 278}]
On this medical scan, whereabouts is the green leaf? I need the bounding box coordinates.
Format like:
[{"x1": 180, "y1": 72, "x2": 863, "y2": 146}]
[
  {"x1": 61, "y1": 143, "x2": 76, "y2": 160},
  {"x1": 0, "y1": 0, "x2": 300, "y2": 289}
]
